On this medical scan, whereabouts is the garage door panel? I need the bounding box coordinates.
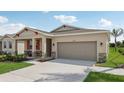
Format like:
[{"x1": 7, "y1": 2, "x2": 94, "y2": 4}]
[{"x1": 57, "y1": 42, "x2": 97, "y2": 61}]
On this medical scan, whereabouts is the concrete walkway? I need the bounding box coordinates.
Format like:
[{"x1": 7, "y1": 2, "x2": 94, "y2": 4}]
[{"x1": 91, "y1": 66, "x2": 124, "y2": 76}]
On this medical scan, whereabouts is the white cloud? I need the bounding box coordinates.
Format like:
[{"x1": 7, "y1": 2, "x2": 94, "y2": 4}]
[
  {"x1": 0, "y1": 16, "x2": 25, "y2": 35},
  {"x1": 0, "y1": 16, "x2": 8, "y2": 24},
  {"x1": 99, "y1": 18, "x2": 112, "y2": 27},
  {"x1": 0, "y1": 23, "x2": 25, "y2": 35},
  {"x1": 111, "y1": 35, "x2": 124, "y2": 43},
  {"x1": 54, "y1": 15, "x2": 78, "y2": 24}
]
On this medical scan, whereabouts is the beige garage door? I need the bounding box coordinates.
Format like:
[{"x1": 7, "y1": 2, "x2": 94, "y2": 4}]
[{"x1": 57, "y1": 42, "x2": 97, "y2": 61}]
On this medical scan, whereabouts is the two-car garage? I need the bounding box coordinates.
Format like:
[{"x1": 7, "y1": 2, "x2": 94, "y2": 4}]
[{"x1": 57, "y1": 41, "x2": 97, "y2": 61}]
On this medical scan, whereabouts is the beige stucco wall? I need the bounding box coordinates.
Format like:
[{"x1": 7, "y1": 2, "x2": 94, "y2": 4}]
[
  {"x1": 15, "y1": 30, "x2": 51, "y2": 56},
  {"x1": 2, "y1": 37, "x2": 15, "y2": 54},
  {"x1": 52, "y1": 33, "x2": 109, "y2": 60}
]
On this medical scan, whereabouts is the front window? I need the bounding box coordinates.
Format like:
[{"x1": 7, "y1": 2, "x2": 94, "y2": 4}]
[
  {"x1": 4, "y1": 41, "x2": 6, "y2": 48},
  {"x1": 36, "y1": 39, "x2": 40, "y2": 50},
  {"x1": 9, "y1": 41, "x2": 12, "y2": 49}
]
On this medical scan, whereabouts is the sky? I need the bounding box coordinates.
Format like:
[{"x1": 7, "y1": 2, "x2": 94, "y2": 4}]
[{"x1": 0, "y1": 11, "x2": 123, "y2": 42}]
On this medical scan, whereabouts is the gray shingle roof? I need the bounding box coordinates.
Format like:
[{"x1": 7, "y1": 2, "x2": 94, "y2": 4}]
[
  {"x1": 0, "y1": 25, "x2": 110, "y2": 38},
  {"x1": 51, "y1": 24, "x2": 109, "y2": 35},
  {"x1": 6, "y1": 34, "x2": 16, "y2": 38},
  {"x1": 25, "y1": 27, "x2": 49, "y2": 34}
]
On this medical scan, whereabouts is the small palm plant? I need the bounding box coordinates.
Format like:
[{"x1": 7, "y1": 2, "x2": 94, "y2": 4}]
[{"x1": 111, "y1": 28, "x2": 124, "y2": 51}]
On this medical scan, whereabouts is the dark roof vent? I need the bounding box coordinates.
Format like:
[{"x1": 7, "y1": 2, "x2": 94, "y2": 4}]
[
  {"x1": 25, "y1": 28, "x2": 28, "y2": 31},
  {"x1": 63, "y1": 25, "x2": 66, "y2": 28}
]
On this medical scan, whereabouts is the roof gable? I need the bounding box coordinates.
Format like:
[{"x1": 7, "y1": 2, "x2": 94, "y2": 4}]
[
  {"x1": 1, "y1": 34, "x2": 15, "y2": 40},
  {"x1": 51, "y1": 25, "x2": 109, "y2": 35},
  {"x1": 51, "y1": 25, "x2": 81, "y2": 33},
  {"x1": 14, "y1": 27, "x2": 52, "y2": 38}
]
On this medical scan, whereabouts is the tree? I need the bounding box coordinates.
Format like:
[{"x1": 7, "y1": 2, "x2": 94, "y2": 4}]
[{"x1": 111, "y1": 28, "x2": 124, "y2": 51}]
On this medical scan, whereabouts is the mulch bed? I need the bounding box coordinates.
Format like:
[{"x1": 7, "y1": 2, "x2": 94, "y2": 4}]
[{"x1": 117, "y1": 64, "x2": 124, "y2": 68}]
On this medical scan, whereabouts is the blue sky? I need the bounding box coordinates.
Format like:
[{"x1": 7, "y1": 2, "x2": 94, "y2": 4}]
[{"x1": 0, "y1": 11, "x2": 123, "y2": 42}]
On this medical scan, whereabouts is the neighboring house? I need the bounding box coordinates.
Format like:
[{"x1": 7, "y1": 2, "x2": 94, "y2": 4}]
[
  {"x1": 1, "y1": 34, "x2": 16, "y2": 54},
  {"x1": 0, "y1": 25, "x2": 110, "y2": 62}
]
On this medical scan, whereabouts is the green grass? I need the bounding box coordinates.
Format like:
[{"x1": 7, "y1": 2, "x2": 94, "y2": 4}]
[
  {"x1": 0, "y1": 62, "x2": 33, "y2": 74},
  {"x1": 96, "y1": 47, "x2": 124, "y2": 67},
  {"x1": 84, "y1": 72, "x2": 124, "y2": 82}
]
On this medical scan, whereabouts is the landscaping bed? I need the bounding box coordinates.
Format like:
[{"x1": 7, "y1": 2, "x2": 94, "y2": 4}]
[
  {"x1": 37, "y1": 57, "x2": 55, "y2": 62},
  {"x1": 96, "y1": 47, "x2": 124, "y2": 68},
  {"x1": 84, "y1": 71, "x2": 124, "y2": 82},
  {"x1": 0, "y1": 54, "x2": 27, "y2": 62}
]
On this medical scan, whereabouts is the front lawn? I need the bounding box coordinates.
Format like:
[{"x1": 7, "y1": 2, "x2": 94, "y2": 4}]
[
  {"x1": 96, "y1": 47, "x2": 124, "y2": 68},
  {"x1": 84, "y1": 72, "x2": 124, "y2": 82},
  {"x1": 0, "y1": 62, "x2": 33, "y2": 74}
]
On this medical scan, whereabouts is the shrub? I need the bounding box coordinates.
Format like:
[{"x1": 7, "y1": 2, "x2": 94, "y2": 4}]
[
  {"x1": 120, "y1": 44, "x2": 124, "y2": 47},
  {"x1": 122, "y1": 40, "x2": 124, "y2": 45},
  {"x1": 13, "y1": 54, "x2": 27, "y2": 62},
  {"x1": 109, "y1": 43, "x2": 115, "y2": 47},
  {"x1": 0, "y1": 54, "x2": 27, "y2": 62},
  {"x1": 116, "y1": 41, "x2": 122, "y2": 47},
  {"x1": 0, "y1": 55, "x2": 7, "y2": 62},
  {"x1": 118, "y1": 48, "x2": 124, "y2": 55}
]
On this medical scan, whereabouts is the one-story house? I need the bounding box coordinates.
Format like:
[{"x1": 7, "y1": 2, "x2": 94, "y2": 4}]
[
  {"x1": 0, "y1": 25, "x2": 110, "y2": 62},
  {"x1": 51, "y1": 25, "x2": 110, "y2": 62},
  {"x1": 1, "y1": 34, "x2": 16, "y2": 54}
]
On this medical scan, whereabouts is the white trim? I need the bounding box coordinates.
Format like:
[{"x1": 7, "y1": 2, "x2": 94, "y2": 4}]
[
  {"x1": 53, "y1": 31, "x2": 109, "y2": 37},
  {"x1": 14, "y1": 31, "x2": 108, "y2": 37},
  {"x1": 55, "y1": 42, "x2": 58, "y2": 58},
  {"x1": 96, "y1": 41, "x2": 99, "y2": 62},
  {"x1": 106, "y1": 41, "x2": 109, "y2": 58}
]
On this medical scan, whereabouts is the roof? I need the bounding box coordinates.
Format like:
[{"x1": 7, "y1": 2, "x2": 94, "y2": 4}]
[
  {"x1": 24, "y1": 27, "x2": 50, "y2": 34},
  {"x1": 0, "y1": 25, "x2": 110, "y2": 39},
  {"x1": 51, "y1": 24, "x2": 109, "y2": 35},
  {"x1": 14, "y1": 27, "x2": 52, "y2": 37},
  {"x1": 5, "y1": 34, "x2": 16, "y2": 38},
  {"x1": 1, "y1": 34, "x2": 16, "y2": 40},
  {"x1": 51, "y1": 24, "x2": 82, "y2": 33}
]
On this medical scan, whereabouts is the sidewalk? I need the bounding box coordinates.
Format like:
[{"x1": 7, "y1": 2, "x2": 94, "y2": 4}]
[{"x1": 92, "y1": 66, "x2": 124, "y2": 76}]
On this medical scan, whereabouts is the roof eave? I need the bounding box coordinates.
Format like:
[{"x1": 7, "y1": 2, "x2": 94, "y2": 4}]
[{"x1": 53, "y1": 31, "x2": 109, "y2": 37}]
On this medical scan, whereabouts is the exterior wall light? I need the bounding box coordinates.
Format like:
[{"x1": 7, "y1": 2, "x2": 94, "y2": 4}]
[
  {"x1": 53, "y1": 43, "x2": 55, "y2": 46},
  {"x1": 100, "y1": 42, "x2": 103, "y2": 46}
]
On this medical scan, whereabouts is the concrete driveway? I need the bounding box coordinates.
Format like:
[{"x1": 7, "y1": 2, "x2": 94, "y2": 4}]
[{"x1": 0, "y1": 59, "x2": 95, "y2": 82}]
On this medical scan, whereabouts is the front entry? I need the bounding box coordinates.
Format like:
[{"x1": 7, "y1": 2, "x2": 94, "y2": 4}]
[
  {"x1": 46, "y1": 38, "x2": 52, "y2": 57},
  {"x1": 17, "y1": 41, "x2": 25, "y2": 54}
]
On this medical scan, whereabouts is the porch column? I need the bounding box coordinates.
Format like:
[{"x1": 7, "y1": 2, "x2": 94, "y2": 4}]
[
  {"x1": 13, "y1": 39, "x2": 16, "y2": 55},
  {"x1": 42, "y1": 36, "x2": 47, "y2": 58},
  {"x1": 32, "y1": 38, "x2": 36, "y2": 57}
]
